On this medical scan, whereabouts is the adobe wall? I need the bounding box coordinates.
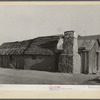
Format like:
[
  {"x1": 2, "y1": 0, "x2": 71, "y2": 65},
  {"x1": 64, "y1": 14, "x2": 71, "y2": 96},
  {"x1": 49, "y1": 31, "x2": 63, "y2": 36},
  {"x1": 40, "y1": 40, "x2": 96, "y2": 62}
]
[
  {"x1": 13, "y1": 55, "x2": 24, "y2": 69},
  {"x1": 0, "y1": 55, "x2": 24, "y2": 69},
  {"x1": 0, "y1": 54, "x2": 55, "y2": 71},
  {"x1": 89, "y1": 41, "x2": 100, "y2": 73},
  {"x1": 73, "y1": 32, "x2": 81, "y2": 73},
  {"x1": 24, "y1": 55, "x2": 55, "y2": 72},
  {"x1": 0, "y1": 55, "x2": 9, "y2": 68}
]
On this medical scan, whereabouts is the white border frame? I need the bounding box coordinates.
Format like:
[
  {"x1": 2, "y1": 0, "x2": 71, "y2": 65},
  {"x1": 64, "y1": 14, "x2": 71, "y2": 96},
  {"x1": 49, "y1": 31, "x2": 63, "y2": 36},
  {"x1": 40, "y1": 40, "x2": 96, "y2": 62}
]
[{"x1": 0, "y1": 1, "x2": 100, "y2": 99}]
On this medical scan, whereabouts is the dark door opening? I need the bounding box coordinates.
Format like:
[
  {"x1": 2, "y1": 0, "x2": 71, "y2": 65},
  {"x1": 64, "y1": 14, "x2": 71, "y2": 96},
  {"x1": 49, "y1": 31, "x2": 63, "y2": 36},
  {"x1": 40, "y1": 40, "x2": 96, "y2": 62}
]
[
  {"x1": 81, "y1": 52, "x2": 85, "y2": 73},
  {"x1": 80, "y1": 51, "x2": 89, "y2": 74},
  {"x1": 96, "y1": 52, "x2": 99, "y2": 71},
  {"x1": 54, "y1": 51, "x2": 62, "y2": 72}
]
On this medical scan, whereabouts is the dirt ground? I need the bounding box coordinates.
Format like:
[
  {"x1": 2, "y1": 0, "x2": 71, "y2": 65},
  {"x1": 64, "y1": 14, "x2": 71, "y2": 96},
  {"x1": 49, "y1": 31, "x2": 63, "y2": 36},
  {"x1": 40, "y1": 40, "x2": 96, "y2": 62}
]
[{"x1": 0, "y1": 68, "x2": 100, "y2": 85}]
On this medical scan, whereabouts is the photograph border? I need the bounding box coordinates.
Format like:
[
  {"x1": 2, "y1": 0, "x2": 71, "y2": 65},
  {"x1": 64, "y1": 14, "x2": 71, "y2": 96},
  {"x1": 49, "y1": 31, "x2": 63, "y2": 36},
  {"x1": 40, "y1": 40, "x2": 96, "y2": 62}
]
[{"x1": 0, "y1": 1, "x2": 100, "y2": 99}]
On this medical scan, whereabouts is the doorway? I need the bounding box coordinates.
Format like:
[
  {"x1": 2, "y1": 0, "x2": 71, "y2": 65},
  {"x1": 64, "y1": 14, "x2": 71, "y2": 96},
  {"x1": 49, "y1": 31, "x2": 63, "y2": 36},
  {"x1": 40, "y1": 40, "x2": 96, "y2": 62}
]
[
  {"x1": 80, "y1": 51, "x2": 88, "y2": 74},
  {"x1": 96, "y1": 52, "x2": 99, "y2": 71},
  {"x1": 54, "y1": 51, "x2": 62, "y2": 72}
]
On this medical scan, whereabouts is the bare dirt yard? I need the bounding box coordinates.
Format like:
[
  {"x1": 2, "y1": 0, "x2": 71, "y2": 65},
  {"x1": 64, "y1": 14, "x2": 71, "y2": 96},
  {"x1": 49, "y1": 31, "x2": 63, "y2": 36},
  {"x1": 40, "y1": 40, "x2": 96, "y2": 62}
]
[{"x1": 0, "y1": 68, "x2": 100, "y2": 85}]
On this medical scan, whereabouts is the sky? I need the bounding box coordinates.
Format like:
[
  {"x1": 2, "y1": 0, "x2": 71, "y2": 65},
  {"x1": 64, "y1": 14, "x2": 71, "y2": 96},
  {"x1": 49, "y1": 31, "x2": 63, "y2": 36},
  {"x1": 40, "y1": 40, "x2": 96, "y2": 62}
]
[{"x1": 0, "y1": 5, "x2": 100, "y2": 44}]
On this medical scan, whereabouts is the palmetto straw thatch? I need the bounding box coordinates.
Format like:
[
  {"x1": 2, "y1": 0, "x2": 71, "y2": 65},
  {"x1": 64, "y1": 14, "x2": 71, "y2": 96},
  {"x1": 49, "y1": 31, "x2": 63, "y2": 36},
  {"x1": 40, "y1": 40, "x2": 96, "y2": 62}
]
[
  {"x1": 0, "y1": 40, "x2": 30, "y2": 55},
  {"x1": 0, "y1": 35, "x2": 62, "y2": 55}
]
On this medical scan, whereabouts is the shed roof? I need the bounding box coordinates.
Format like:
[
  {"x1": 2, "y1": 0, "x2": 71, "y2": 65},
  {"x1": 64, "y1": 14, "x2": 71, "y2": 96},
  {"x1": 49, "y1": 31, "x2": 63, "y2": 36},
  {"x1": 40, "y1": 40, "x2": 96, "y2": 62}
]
[
  {"x1": 78, "y1": 35, "x2": 100, "y2": 50},
  {"x1": 78, "y1": 39, "x2": 96, "y2": 50}
]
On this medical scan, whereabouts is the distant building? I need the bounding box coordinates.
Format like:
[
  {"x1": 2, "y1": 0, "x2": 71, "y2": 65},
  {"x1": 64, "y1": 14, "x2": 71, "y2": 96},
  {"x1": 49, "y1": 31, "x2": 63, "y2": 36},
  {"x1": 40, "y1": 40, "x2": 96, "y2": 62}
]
[{"x1": 0, "y1": 31, "x2": 100, "y2": 74}]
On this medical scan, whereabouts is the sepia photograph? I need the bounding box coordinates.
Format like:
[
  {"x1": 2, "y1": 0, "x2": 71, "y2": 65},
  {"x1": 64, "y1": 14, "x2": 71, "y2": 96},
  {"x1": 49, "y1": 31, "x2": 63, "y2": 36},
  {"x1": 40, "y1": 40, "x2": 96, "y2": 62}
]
[{"x1": 0, "y1": 3, "x2": 100, "y2": 85}]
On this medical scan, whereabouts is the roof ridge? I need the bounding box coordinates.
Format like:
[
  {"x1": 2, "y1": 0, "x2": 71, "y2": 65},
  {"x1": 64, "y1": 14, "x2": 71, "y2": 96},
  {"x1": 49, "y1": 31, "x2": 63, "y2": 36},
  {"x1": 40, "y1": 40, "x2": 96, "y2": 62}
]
[{"x1": 22, "y1": 39, "x2": 34, "y2": 54}]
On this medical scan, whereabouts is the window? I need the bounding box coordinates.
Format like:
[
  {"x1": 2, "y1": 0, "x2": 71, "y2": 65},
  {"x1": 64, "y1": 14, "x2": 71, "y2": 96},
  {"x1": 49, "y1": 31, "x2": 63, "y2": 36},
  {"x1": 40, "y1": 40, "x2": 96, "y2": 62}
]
[{"x1": 31, "y1": 55, "x2": 36, "y2": 60}]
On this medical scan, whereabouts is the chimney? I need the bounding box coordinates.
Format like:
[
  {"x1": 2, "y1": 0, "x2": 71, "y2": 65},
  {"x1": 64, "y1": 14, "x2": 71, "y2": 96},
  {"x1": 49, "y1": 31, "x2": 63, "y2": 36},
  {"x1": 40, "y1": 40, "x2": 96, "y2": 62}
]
[{"x1": 58, "y1": 30, "x2": 81, "y2": 73}]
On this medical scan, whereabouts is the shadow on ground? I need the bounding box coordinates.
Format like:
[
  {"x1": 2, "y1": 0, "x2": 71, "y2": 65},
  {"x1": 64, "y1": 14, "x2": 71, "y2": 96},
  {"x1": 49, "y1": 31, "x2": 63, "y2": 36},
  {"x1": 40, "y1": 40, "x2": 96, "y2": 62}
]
[
  {"x1": 88, "y1": 77, "x2": 100, "y2": 83},
  {"x1": 82, "y1": 77, "x2": 100, "y2": 85}
]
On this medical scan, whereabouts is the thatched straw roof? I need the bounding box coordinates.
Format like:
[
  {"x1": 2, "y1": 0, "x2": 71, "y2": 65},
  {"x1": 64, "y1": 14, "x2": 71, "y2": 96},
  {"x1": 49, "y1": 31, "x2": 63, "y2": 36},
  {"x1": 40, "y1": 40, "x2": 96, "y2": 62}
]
[
  {"x1": 0, "y1": 35, "x2": 62, "y2": 55},
  {"x1": 0, "y1": 40, "x2": 31, "y2": 55}
]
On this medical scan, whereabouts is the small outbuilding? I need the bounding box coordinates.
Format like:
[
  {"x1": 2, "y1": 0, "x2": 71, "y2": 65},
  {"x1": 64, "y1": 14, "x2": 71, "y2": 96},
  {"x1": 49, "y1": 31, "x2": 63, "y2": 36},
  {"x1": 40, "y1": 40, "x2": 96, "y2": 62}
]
[{"x1": 78, "y1": 36, "x2": 100, "y2": 74}]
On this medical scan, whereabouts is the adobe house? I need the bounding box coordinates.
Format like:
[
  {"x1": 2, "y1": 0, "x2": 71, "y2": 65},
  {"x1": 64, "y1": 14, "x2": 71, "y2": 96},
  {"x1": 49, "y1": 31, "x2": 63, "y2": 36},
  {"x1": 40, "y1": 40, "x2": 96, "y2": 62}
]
[{"x1": 0, "y1": 30, "x2": 100, "y2": 74}]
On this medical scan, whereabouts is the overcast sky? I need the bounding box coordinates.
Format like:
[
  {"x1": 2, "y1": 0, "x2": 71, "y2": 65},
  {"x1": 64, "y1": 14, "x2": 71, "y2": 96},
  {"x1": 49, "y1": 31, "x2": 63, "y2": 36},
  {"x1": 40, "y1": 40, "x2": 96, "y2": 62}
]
[{"x1": 0, "y1": 5, "x2": 100, "y2": 44}]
